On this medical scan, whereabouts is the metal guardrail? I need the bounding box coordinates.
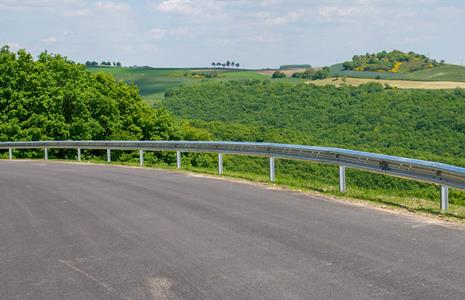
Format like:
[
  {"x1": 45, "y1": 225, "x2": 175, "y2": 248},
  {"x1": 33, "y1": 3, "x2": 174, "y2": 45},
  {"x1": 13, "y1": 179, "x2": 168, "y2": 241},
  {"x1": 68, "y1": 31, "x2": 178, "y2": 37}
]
[{"x1": 1, "y1": 140, "x2": 465, "y2": 212}]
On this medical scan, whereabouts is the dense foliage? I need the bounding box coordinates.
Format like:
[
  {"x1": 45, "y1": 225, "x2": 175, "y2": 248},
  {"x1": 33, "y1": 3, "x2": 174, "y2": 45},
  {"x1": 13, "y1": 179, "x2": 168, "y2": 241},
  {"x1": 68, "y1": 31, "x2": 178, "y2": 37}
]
[
  {"x1": 163, "y1": 80, "x2": 465, "y2": 206},
  {"x1": 342, "y1": 50, "x2": 443, "y2": 72},
  {"x1": 272, "y1": 71, "x2": 287, "y2": 78},
  {"x1": 0, "y1": 46, "x2": 206, "y2": 143},
  {"x1": 292, "y1": 67, "x2": 330, "y2": 80}
]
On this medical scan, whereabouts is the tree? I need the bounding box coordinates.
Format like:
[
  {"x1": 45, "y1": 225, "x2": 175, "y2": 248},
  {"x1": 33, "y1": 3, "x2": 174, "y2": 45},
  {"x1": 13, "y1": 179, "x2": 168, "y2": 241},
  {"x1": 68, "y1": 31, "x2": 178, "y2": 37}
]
[
  {"x1": 116, "y1": 62, "x2": 121, "y2": 67},
  {"x1": 211, "y1": 62, "x2": 216, "y2": 68},
  {"x1": 226, "y1": 61, "x2": 230, "y2": 68},
  {"x1": 235, "y1": 63, "x2": 240, "y2": 68},
  {"x1": 272, "y1": 71, "x2": 287, "y2": 78}
]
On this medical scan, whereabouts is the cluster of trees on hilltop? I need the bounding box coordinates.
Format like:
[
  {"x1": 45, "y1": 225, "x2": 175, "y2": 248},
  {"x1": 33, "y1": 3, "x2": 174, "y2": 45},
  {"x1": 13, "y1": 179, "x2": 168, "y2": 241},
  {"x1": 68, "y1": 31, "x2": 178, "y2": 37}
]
[
  {"x1": 291, "y1": 67, "x2": 330, "y2": 80},
  {"x1": 85, "y1": 61, "x2": 122, "y2": 67},
  {"x1": 211, "y1": 60, "x2": 240, "y2": 68},
  {"x1": 272, "y1": 67, "x2": 331, "y2": 80},
  {"x1": 0, "y1": 46, "x2": 207, "y2": 150},
  {"x1": 342, "y1": 50, "x2": 445, "y2": 72}
]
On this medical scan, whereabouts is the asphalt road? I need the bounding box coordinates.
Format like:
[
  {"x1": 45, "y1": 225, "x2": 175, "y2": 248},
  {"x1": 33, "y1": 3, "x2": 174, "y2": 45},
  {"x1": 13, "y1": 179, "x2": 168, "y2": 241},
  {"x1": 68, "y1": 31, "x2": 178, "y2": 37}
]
[{"x1": 1, "y1": 160, "x2": 465, "y2": 299}]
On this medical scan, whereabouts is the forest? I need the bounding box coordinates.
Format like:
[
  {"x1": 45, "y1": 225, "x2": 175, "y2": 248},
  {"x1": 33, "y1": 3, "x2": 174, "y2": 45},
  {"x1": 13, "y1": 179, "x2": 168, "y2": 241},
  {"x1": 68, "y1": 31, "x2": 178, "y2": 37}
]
[{"x1": 163, "y1": 80, "x2": 465, "y2": 209}]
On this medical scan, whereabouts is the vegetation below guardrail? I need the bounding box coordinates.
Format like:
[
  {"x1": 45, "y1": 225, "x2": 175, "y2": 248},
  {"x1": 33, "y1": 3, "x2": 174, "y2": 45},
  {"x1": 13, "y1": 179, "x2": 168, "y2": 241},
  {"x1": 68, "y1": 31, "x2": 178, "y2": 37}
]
[{"x1": 162, "y1": 80, "x2": 465, "y2": 210}]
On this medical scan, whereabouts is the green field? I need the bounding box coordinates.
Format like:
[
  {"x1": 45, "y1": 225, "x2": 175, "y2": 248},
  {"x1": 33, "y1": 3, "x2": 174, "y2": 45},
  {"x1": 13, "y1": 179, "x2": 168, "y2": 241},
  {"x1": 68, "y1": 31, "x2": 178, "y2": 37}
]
[
  {"x1": 330, "y1": 63, "x2": 465, "y2": 81},
  {"x1": 87, "y1": 67, "x2": 297, "y2": 105}
]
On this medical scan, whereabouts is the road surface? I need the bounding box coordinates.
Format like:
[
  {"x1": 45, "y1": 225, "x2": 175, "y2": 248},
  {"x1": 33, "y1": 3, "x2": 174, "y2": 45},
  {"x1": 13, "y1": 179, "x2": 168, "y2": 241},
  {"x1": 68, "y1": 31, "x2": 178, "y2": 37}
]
[{"x1": 1, "y1": 160, "x2": 465, "y2": 299}]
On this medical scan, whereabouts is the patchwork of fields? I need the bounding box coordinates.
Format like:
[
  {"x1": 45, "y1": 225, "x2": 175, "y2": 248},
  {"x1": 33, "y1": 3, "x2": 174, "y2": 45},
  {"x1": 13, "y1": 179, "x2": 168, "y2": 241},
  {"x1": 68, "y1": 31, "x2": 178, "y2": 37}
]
[{"x1": 309, "y1": 77, "x2": 465, "y2": 89}]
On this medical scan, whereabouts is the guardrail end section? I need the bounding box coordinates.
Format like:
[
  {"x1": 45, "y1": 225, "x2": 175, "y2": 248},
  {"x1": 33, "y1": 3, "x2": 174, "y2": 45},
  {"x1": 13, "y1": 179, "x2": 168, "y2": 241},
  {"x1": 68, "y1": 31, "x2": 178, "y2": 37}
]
[
  {"x1": 176, "y1": 151, "x2": 181, "y2": 169},
  {"x1": 441, "y1": 185, "x2": 449, "y2": 212},
  {"x1": 269, "y1": 157, "x2": 276, "y2": 182},
  {"x1": 218, "y1": 153, "x2": 223, "y2": 175},
  {"x1": 339, "y1": 166, "x2": 346, "y2": 192}
]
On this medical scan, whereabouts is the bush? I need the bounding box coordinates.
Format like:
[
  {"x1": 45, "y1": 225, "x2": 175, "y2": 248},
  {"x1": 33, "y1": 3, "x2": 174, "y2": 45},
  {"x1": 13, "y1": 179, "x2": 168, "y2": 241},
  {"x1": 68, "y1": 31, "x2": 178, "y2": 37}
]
[{"x1": 272, "y1": 71, "x2": 287, "y2": 78}]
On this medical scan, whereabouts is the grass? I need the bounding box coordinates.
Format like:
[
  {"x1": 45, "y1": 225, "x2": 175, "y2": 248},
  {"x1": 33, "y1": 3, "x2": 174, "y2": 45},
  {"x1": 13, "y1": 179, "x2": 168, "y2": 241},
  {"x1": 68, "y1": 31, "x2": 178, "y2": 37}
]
[
  {"x1": 9, "y1": 149, "x2": 464, "y2": 222},
  {"x1": 87, "y1": 66, "x2": 293, "y2": 105},
  {"x1": 87, "y1": 67, "x2": 194, "y2": 106}
]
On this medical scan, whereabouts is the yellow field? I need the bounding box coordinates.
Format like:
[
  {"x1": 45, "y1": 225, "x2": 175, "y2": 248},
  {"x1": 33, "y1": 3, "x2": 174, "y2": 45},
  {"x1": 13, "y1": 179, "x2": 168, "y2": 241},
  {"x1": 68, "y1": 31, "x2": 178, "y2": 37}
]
[{"x1": 307, "y1": 77, "x2": 465, "y2": 89}]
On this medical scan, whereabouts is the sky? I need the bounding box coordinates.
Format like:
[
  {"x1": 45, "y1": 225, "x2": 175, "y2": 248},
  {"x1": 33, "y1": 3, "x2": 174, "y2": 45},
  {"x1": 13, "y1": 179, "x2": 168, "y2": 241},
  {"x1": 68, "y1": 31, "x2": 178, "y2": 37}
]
[{"x1": 1, "y1": 0, "x2": 464, "y2": 69}]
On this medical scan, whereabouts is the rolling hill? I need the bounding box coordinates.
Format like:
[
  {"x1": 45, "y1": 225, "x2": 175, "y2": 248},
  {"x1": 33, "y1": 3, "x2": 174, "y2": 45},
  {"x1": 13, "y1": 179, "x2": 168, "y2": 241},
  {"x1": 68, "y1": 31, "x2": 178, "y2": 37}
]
[
  {"x1": 86, "y1": 66, "x2": 297, "y2": 105},
  {"x1": 330, "y1": 63, "x2": 465, "y2": 81}
]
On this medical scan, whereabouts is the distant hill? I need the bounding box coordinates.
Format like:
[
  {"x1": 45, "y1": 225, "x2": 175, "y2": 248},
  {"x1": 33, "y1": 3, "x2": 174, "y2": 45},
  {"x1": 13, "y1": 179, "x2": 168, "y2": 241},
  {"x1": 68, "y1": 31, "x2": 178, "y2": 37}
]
[
  {"x1": 342, "y1": 50, "x2": 443, "y2": 73},
  {"x1": 280, "y1": 64, "x2": 312, "y2": 70}
]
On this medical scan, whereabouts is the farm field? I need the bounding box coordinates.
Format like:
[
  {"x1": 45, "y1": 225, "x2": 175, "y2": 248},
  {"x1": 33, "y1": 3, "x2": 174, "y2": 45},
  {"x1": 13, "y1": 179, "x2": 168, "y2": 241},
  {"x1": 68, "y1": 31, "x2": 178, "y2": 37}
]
[
  {"x1": 88, "y1": 62, "x2": 465, "y2": 108},
  {"x1": 329, "y1": 63, "x2": 465, "y2": 81},
  {"x1": 87, "y1": 66, "x2": 297, "y2": 105},
  {"x1": 309, "y1": 77, "x2": 465, "y2": 89}
]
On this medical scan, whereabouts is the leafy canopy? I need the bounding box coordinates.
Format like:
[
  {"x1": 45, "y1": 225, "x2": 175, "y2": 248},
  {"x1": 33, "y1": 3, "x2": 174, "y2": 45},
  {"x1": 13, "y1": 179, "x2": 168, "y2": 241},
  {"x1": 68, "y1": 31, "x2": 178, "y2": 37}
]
[{"x1": 0, "y1": 46, "x2": 207, "y2": 142}]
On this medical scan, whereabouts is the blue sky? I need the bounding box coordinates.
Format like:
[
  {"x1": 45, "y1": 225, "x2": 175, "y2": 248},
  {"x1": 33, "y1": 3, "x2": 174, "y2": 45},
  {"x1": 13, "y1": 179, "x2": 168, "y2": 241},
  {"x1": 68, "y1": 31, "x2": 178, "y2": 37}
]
[{"x1": 1, "y1": 0, "x2": 464, "y2": 68}]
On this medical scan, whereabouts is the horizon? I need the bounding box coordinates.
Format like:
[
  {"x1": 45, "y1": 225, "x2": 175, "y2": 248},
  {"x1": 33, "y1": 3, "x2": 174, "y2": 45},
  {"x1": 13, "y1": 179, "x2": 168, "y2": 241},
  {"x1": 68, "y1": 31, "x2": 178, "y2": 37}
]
[{"x1": 1, "y1": 0, "x2": 465, "y2": 68}]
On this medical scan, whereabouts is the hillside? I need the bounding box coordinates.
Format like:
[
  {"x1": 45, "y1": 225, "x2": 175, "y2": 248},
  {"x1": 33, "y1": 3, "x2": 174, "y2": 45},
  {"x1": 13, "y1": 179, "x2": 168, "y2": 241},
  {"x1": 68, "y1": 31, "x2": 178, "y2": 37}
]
[
  {"x1": 342, "y1": 50, "x2": 442, "y2": 72},
  {"x1": 330, "y1": 62, "x2": 465, "y2": 82},
  {"x1": 89, "y1": 62, "x2": 465, "y2": 107},
  {"x1": 87, "y1": 66, "x2": 298, "y2": 105},
  {"x1": 163, "y1": 80, "x2": 465, "y2": 161},
  {"x1": 161, "y1": 80, "x2": 465, "y2": 208}
]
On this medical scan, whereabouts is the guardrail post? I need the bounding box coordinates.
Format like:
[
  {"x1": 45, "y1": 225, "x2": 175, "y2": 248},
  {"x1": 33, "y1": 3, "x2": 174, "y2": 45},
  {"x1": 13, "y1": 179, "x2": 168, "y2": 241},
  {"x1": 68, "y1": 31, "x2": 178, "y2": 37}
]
[
  {"x1": 176, "y1": 151, "x2": 181, "y2": 169},
  {"x1": 8, "y1": 148, "x2": 12, "y2": 160},
  {"x1": 339, "y1": 166, "x2": 346, "y2": 192},
  {"x1": 441, "y1": 185, "x2": 449, "y2": 212},
  {"x1": 107, "y1": 149, "x2": 111, "y2": 163},
  {"x1": 77, "y1": 148, "x2": 81, "y2": 162},
  {"x1": 139, "y1": 150, "x2": 144, "y2": 167},
  {"x1": 44, "y1": 147, "x2": 48, "y2": 160},
  {"x1": 269, "y1": 157, "x2": 276, "y2": 182},
  {"x1": 218, "y1": 153, "x2": 223, "y2": 175}
]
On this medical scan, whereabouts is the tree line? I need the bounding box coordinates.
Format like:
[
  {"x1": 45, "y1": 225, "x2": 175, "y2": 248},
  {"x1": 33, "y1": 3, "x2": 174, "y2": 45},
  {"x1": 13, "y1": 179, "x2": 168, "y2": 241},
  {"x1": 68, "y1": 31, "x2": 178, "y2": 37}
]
[
  {"x1": 211, "y1": 60, "x2": 240, "y2": 68},
  {"x1": 272, "y1": 66, "x2": 331, "y2": 80},
  {"x1": 85, "y1": 61, "x2": 122, "y2": 67}
]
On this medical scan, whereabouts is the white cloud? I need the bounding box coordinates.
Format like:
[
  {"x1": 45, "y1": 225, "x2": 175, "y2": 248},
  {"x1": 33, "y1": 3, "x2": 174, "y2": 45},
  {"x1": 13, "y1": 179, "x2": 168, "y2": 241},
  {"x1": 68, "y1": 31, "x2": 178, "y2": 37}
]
[
  {"x1": 318, "y1": 5, "x2": 361, "y2": 18},
  {"x1": 155, "y1": 0, "x2": 223, "y2": 18},
  {"x1": 150, "y1": 27, "x2": 190, "y2": 39},
  {"x1": 265, "y1": 10, "x2": 303, "y2": 25},
  {"x1": 64, "y1": 8, "x2": 92, "y2": 17},
  {"x1": 157, "y1": 0, "x2": 196, "y2": 15},
  {"x1": 40, "y1": 37, "x2": 57, "y2": 43},
  {"x1": 0, "y1": 0, "x2": 80, "y2": 11},
  {"x1": 95, "y1": 1, "x2": 130, "y2": 13}
]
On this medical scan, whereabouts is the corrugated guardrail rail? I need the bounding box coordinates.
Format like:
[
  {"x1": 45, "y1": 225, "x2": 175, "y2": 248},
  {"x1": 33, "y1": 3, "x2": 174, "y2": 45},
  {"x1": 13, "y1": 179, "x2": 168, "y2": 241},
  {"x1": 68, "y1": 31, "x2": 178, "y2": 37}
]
[{"x1": 1, "y1": 140, "x2": 464, "y2": 212}]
